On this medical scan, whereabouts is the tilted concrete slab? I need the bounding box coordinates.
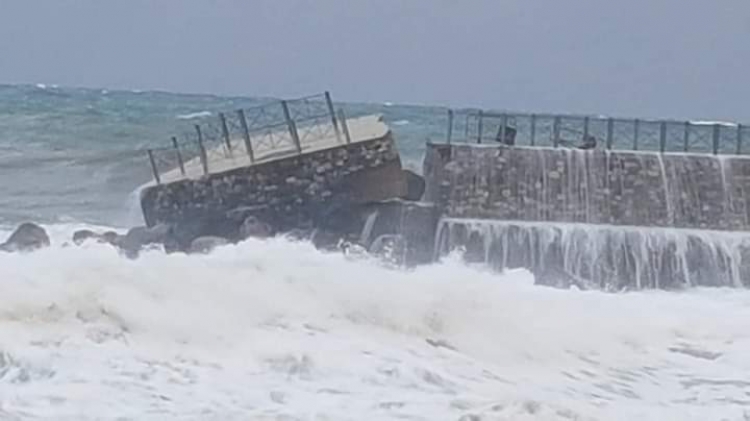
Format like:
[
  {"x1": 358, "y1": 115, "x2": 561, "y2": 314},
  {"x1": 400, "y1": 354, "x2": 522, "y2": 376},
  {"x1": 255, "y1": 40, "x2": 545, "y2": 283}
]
[{"x1": 157, "y1": 114, "x2": 389, "y2": 184}]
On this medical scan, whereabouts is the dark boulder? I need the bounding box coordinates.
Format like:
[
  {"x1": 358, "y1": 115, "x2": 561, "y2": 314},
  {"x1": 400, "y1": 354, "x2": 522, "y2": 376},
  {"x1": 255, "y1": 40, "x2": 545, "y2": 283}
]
[
  {"x1": 102, "y1": 231, "x2": 120, "y2": 245},
  {"x1": 115, "y1": 224, "x2": 171, "y2": 257},
  {"x1": 72, "y1": 229, "x2": 97, "y2": 245},
  {"x1": 401, "y1": 170, "x2": 426, "y2": 201},
  {"x1": 239, "y1": 215, "x2": 273, "y2": 240},
  {"x1": 72, "y1": 229, "x2": 121, "y2": 246},
  {"x1": 0, "y1": 223, "x2": 50, "y2": 252}
]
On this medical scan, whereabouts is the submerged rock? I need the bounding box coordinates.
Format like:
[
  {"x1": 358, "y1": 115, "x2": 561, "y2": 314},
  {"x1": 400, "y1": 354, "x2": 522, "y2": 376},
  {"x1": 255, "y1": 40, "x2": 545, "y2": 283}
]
[
  {"x1": 72, "y1": 229, "x2": 96, "y2": 245},
  {"x1": 121, "y1": 224, "x2": 170, "y2": 247},
  {"x1": 0, "y1": 222, "x2": 50, "y2": 252},
  {"x1": 189, "y1": 236, "x2": 229, "y2": 254},
  {"x1": 72, "y1": 229, "x2": 120, "y2": 246},
  {"x1": 164, "y1": 215, "x2": 241, "y2": 253},
  {"x1": 281, "y1": 228, "x2": 314, "y2": 242},
  {"x1": 310, "y1": 229, "x2": 348, "y2": 251},
  {"x1": 239, "y1": 215, "x2": 273, "y2": 240},
  {"x1": 369, "y1": 234, "x2": 408, "y2": 266},
  {"x1": 101, "y1": 231, "x2": 120, "y2": 245},
  {"x1": 114, "y1": 224, "x2": 171, "y2": 258}
]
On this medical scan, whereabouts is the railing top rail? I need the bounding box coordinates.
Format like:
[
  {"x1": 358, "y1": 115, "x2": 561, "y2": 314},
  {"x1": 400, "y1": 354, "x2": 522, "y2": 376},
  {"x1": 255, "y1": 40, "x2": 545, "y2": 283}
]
[
  {"x1": 238, "y1": 92, "x2": 327, "y2": 114},
  {"x1": 444, "y1": 106, "x2": 748, "y2": 156},
  {"x1": 145, "y1": 91, "x2": 347, "y2": 184},
  {"x1": 452, "y1": 108, "x2": 745, "y2": 128},
  {"x1": 291, "y1": 93, "x2": 327, "y2": 102}
]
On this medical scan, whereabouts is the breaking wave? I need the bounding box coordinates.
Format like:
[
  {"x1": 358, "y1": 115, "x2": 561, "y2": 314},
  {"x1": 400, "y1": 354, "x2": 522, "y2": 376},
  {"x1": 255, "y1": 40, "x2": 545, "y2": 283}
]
[{"x1": 1, "y1": 224, "x2": 749, "y2": 420}]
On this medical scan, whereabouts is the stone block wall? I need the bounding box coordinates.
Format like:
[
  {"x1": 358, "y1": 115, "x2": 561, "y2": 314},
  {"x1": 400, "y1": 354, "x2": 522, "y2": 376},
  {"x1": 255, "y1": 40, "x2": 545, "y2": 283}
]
[
  {"x1": 140, "y1": 132, "x2": 406, "y2": 231},
  {"x1": 424, "y1": 143, "x2": 750, "y2": 231}
]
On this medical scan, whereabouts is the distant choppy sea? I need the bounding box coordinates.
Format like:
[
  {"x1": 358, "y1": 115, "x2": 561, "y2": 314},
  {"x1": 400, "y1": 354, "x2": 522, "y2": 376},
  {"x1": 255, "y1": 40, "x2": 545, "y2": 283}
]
[
  {"x1": 1, "y1": 84, "x2": 750, "y2": 421},
  {"x1": 0, "y1": 83, "x2": 445, "y2": 228}
]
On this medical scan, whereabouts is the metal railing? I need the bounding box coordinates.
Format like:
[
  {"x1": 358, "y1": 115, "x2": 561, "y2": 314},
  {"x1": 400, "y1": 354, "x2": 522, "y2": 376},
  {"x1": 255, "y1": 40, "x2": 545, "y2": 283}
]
[
  {"x1": 146, "y1": 91, "x2": 352, "y2": 184},
  {"x1": 444, "y1": 109, "x2": 749, "y2": 155}
]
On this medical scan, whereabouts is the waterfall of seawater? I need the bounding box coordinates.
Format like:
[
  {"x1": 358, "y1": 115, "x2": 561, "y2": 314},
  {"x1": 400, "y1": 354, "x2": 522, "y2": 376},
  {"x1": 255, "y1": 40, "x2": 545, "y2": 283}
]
[
  {"x1": 359, "y1": 210, "x2": 379, "y2": 245},
  {"x1": 657, "y1": 153, "x2": 674, "y2": 226},
  {"x1": 436, "y1": 146, "x2": 750, "y2": 289},
  {"x1": 435, "y1": 218, "x2": 750, "y2": 290}
]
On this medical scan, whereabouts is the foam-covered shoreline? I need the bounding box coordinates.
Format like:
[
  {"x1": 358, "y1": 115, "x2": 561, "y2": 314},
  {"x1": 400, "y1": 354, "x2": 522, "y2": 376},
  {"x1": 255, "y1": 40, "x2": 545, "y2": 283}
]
[{"x1": 1, "y1": 230, "x2": 749, "y2": 420}]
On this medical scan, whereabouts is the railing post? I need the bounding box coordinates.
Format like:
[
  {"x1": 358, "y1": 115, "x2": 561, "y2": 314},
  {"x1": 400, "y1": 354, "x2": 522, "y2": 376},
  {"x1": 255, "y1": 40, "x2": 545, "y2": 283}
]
[
  {"x1": 147, "y1": 149, "x2": 161, "y2": 184},
  {"x1": 633, "y1": 119, "x2": 640, "y2": 150},
  {"x1": 606, "y1": 118, "x2": 614, "y2": 150},
  {"x1": 446, "y1": 109, "x2": 454, "y2": 144},
  {"x1": 683, "y1": 121, "x2": 690, "y2": 152},
  {"x1": 337, "y1": 108, "x2": 351, "y2": 144},
  {"x1": 219, "y1": 112, "x2": 233, "y2": 157},
  {"x1": 713, "y1": 123, "x2": 720, "y2": 155},
  {"x1": 500, "y1": 113, "x2": 508, "y2": 145},
  {"x1": 737, "y1": 124, "x2": 744, "y2": 155},
  {"x1": 280, "y1": 100, "x2": 302, "y2": 154},
  {"x1": 171, "y1": 136, "x2": 185, "y2": 175},
  {"x1": 477, "y1": 110, "x2": 484, "y2": 144},
  {"x1": 237, "y1": 109, "x2": 255, "y2": 163},
  {"x1": 464, "y1": 114, "x2": 470, "y2": 141},
  {"x1": 324, "y1": 91, "x2": 342, "y2": 143},
  {"x1": 530, "y1": 113, "x2": 537, "y2": 146},
  {"x1": 553, "y1": 116, "x2": 561, "y2": 148},
  {"x1": 195, "y1": 124, "x2": 208, "y2": 175},
  {"x1": 659, "y1": 121, "x2": 667, "y2": 153},
  {"x1": 583, "y1": 116, "x2": 590, "y2": 143}
]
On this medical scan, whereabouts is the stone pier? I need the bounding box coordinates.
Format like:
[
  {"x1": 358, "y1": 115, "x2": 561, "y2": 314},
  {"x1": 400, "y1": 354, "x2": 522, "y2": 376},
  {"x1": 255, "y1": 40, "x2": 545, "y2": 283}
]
[
  {"x1": 424, "y1": 142, "x2": 750, "y2": 288},
  {"x1": 140, "y1": 115, "x2": 411, "y2": 238},
  {"x1": 137, "y1": 98, "x2": 750, "y2": 290}
]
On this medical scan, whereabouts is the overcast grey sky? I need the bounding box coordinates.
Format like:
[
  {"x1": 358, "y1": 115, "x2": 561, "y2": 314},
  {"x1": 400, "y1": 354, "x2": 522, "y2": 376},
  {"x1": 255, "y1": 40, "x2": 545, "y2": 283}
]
[{"x1": 1, "y1": 1, "x2": 748, "y2": 120}]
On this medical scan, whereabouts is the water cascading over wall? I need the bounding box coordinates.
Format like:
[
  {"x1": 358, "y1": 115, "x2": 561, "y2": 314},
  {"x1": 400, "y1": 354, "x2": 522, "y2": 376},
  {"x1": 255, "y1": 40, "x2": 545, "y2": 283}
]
[{"x1": 423, "y1": 143, "x2": 750, "y2": 289}]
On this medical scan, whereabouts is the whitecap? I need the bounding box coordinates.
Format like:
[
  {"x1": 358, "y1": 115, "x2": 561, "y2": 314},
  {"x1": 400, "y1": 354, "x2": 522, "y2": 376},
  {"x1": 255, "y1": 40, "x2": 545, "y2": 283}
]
[
  {"x1": 176, "y1": 111, "x2": 212, "y2": 120},
  {"x1": 690, "y1": 120, "x2": 738, "y2": 127}
]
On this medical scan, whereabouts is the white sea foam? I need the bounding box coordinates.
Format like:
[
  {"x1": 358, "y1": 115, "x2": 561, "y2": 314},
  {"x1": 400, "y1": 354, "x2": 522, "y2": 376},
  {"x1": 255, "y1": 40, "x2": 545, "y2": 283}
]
[
  {"x1": 690, "y1": 120, "x2": 738, "y2": 127},
  {"x1": 176, "y1": 111, "x2": 212, "y2": 120},
  {"x1": 393, "y1": 119, "x2": 410, "y2": 126},
  {"x1": 0, "y1": 224, "x2": 749, "y2": 420}
]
